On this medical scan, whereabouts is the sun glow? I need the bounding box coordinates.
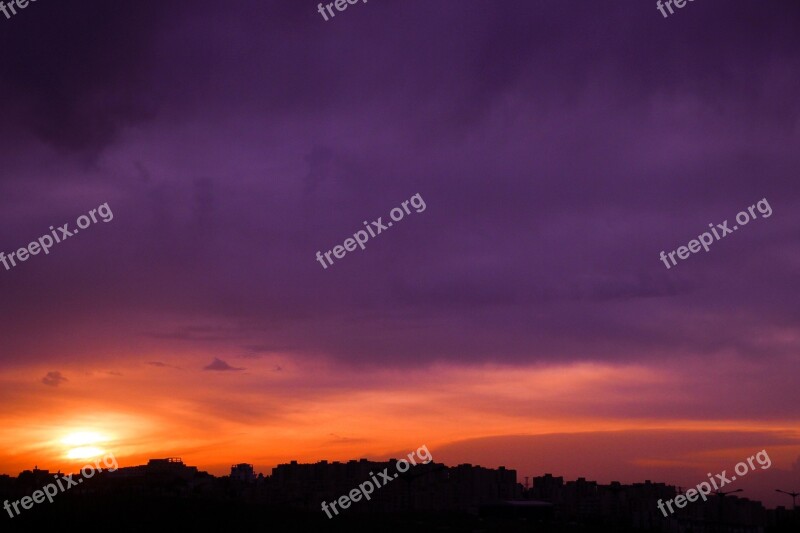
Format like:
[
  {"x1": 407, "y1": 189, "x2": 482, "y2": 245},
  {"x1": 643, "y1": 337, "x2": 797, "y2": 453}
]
[
  {"x1": 61, "y1": 431, "x2": 110, "y2": 459},
  {"x1": 66, "y1": 446, "x2": 104, "y2": 459}
]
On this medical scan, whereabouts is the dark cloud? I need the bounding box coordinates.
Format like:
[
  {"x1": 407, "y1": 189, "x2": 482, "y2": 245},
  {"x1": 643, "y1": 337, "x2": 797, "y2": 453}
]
[
  {"x1": 0, "y1": 0, "x2": 798, "y2": 374},
  {"x1": 203, "y1": 358, "x2": 244, "y2": 372},
  {"x1": 0, "y1": 0, "x2": 170, "y2": 156},
  {"x1": 41, "y1": 371, "x2": 67, "y2": 387},
  {"x1": 436, "y1": 430, "x2": 800, "y2": 508}
]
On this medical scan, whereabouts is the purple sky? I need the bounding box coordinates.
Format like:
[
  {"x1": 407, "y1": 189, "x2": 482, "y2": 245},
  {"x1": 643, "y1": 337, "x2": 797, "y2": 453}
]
[{"x1": 0, "y1": 0, "x2": 798, "y2": 507}]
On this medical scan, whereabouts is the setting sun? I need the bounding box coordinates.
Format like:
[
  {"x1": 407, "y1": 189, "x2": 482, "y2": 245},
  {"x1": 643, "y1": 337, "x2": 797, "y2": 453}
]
[{"x1": 61, "y1": 431, "x2": 109, "y2": 459}]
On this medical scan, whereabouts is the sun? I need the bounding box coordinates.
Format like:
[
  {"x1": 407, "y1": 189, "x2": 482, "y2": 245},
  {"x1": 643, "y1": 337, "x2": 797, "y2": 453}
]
[{"x1": 61, "y1": 431, "x2": 110, "y2": 460}]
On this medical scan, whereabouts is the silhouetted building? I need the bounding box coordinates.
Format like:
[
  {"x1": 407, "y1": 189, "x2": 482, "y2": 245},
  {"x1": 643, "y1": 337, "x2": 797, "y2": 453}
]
[
  {"x1": 230, "y1": 463, "x2": 256, "y2": 483},
  {"x1": 269, "y1": 459, "x2": 518, "y2": 513}
]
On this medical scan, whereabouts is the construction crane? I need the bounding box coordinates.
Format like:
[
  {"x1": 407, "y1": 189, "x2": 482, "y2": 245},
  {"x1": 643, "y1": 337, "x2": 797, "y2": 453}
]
[{"x1": 775, "y1": 489, "x2": 799, "y2": 510}]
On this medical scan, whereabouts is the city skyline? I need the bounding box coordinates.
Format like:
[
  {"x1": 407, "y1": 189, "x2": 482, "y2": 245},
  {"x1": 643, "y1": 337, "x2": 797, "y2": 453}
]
[
  {"x1": 1, "y1": 437, "x2": 798, "y2": 509},
  {"x1": 2, "y1": 453, "x2": 796, "y2": 533}
]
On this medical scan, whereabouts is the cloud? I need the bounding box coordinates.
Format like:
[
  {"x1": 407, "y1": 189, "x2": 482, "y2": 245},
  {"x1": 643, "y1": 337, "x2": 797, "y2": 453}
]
[
  {"x1": 146, "y1": 361, "x2": 182, "y2": 370},
  {"x1": 41, "y1": 371, "x2": 68, "y2": 387},
  {"x1": 203, "y1": 358, "x2": 244, "y2": 372},
  {"x1": 435, "y1": 430, "x2": 800, "y2": 508},
  {"x1": 0, "y1": 0, "x2": 798, "y2": 373},
  {"x1": 325, "y1": 433, "x2": 368, "y2": 445},
  {"x1": 84, "y1": 370, "x2": 123, "y2": 377},
  {"x1": 148, "y1": 325, "x2": 238, "y2": 342},
  {"x1": 0, "y1": 0, "x2": 172, "y2": 156}
]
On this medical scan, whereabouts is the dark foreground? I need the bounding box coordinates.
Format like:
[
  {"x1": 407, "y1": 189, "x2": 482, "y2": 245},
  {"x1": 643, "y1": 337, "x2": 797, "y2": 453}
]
[{"x1": 2, "y1": 494, "x2": 799, "y2": 533}]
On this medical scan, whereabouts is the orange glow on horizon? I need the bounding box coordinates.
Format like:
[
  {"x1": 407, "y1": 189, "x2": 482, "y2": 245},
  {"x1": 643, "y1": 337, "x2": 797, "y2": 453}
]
[{"x1": 0, "y1": 355, "x2": 797, "y2": 478}]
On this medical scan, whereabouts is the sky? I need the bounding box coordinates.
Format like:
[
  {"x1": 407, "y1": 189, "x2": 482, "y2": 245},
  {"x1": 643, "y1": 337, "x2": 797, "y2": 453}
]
[{"x1": 0, "y1": 0, "x2": 798, "y2": 508}]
